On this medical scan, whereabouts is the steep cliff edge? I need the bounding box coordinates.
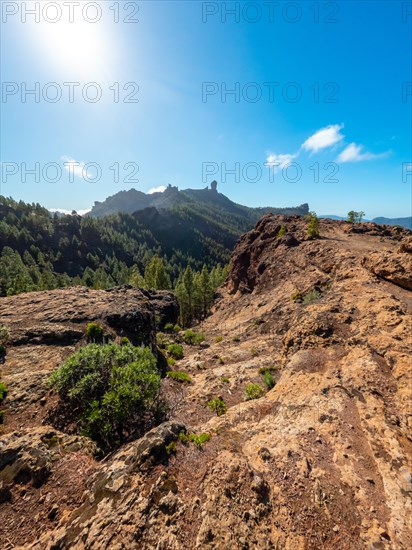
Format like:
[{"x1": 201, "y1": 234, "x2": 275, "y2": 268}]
[{"x1": 1, "y1": 218, "x2": 411, "y2": 549}]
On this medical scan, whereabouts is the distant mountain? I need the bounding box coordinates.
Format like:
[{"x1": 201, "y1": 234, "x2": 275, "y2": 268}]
[
  {"x1": 85, "y1": 184, "x2": 308, "y2": 269},
  {"x1": 319, "y1": 214, "x2": 411, "y2": 230},
  {"x1": 88, "y1": 183, "x2": 309, "y2": 222},
  {"x1": 0, "y1": 189, "x2": 308, "y2": 297},
  {"x1": 319, "y1": 215, "x2": 346, "y2": 221},
  {"x1": 372, "y1": 216, "x2": 412, "y2": 230}
]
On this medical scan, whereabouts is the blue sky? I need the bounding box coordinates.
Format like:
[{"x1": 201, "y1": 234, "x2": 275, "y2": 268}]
[{"x1": 1, "y1": 0, "x2": 411, "y2": 217}]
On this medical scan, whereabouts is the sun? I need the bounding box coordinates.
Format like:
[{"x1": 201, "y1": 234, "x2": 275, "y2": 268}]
[{"x1": 29, "y1": 1, "x2": 111, "y2": 80}]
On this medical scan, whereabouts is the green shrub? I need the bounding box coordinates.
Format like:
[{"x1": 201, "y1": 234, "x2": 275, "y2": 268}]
[
  {"x1": 306, "y1": 212, "x2": 320, "y2": 239},
  {"x1": 277, "y1": 225, "x2": 287, "y2": 237},
  {"x1": 259, "y1": 366, "x2": 278, "y2": 375},
  {"x1": 262, "y1": 370, "x2": 275, "y2": 390},
  {"x1": 245, "y1": 383, "x2": 265, "y2": 400},
  {"x1": 120, "y1": 337, "x2": 130, "y2": 346},
  {"x1": 183, "y1": 329, "x2": 196, "y2": 344},
  {"x1": 221, "y1": 377, "x2": 230, "y2": 384},
  {"x1": 194, "y1": 333, "x2": 205, "y2": 344},
  {"x1": 217, "y1": 356, "x2": 225, "y2": 365},
  {"x1": 165, "y1": 441, "x2": 176, "y2": 455},
  {"x1": 302, "y1": 289, "x2": 322, "y2": 305},
  {"x1": 215, "y1": 335, "x2": 223, "y2": 343},
  {"x1": 167, "y1": 357, "x2": 176, "y2": 367},
  {"x1": 164, "y1": 323, "x2": 174, "y2": 333},
  {"x1": 0, "y1": 382, "x2": 8, "y2": 402},
  {"x1": 86, "y1": 322, "x2": 104, "y2": 342},
  {"x1": 48, "y1": 343, "x2": 161, "y2": 452},
  {"x1": 232, "y1": 335, "x2": 241, "y2": 343},
  {"x1": 183, "y1": 330, "x2": 205, "y2": 345},
  {"x1": 173, "y1": 324, "x2": 182, "y2": 333},
  {"x1": 167, "y1": 343, "x2": 184, "y2": 360},
  {"x1": 166, "y1": 370, "x2": 192, "y2": 384},
  {"x1": 0, "y1": 325, "x2": 9, "y2": 344},
  {"x1": 179, "y1": 431, "x2": 189, "y2": 444},
  {"x1": 156, "y1": 332, "x2": 168, "y2": 349},
  {"x1": 207, "y1": 397, "x2": 227, "y2": 416},
  {"x1": 188, "y1": 432, "x2": 211, "y2": 449}
]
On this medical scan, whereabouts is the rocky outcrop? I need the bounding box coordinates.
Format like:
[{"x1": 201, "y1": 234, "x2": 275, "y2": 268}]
[
  {"x1": 0, "y1": 428, "x2": 95, "y2": 497},
  {"x1": 227, "y1": 215, "x2": 303, "y2": 294},
  {"x1": 0, "y1": 286, "x2": 178, "y2": 423},
  {"x1": 362, "y1": 249, "x2": 412, "y2": 290},
  {"x1": 0, "y1": 285, "x2": 178, "y2": 348}
]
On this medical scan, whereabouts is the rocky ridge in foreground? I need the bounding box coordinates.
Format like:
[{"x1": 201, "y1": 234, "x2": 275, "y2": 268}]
[{"x1": 1, "y1": 217, "x2": 411, "y2": 549}]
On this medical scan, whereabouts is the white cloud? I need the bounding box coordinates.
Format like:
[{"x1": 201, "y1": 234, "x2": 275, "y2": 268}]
[
  {"x1": 61, "y1": 155, "x2": 93, "y2": 180},
  {"x1": 336, "y1": 143, "x2": 390, "y2": 163},
  {"x1": 302, "y1": 123, "x2": 345, "y2": 153},
  {"x1": 148, "y1": 186, "x2": 166, "y2": 194},
  {"x1": 265, "y1": 153, "x2": 297, "y2": 171}
]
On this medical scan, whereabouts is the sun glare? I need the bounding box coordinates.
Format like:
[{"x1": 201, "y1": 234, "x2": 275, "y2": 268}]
[{"x1": 29, "y1": 1, "x2": 111, "y2": 80}]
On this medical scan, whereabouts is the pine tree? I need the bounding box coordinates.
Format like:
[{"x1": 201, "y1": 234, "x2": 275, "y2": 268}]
[
  {"x1": 199, "y1": 264, "x2": 212, "y2": 317},
  {"x1": 182, "y1": 266, "x2": 194, "y2": 320},
  {"x1": 130, "y1": 265, "x2": 145, "y2": 288}
]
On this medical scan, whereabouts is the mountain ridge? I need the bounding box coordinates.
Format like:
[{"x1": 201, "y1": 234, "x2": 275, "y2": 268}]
[
  {"x1": 320, "y1": 214, "x2": 412, "y2": 229},
  {"x1": 88, "y1": 184, "x2": 411, "y2": 230},
  {"x1": 88, "y1": 183, "x2": 309, "y2": 220}
]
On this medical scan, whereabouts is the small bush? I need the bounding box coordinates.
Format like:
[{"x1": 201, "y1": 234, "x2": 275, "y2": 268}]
[
  {"x1": 179, "y1": 431, "x2": 189, "y2": 444},
  {"x1": 183, "y1": 329, "x2": 196, "y2": 344},
  {"x1": 120, "y1": 337, "x2": 130, "y2": 346},
  {"x1": 167, "y1": 343, "x2": 184, "y2": 360},
  {"x1": 245, "y1": 383, "x2": 265, "y2": 401},
  {"x1": 166, "y1": 370, "x2": 192, "y2": 384},
  {"x1": 207, "y1": 397, "x2": 227, "y2": 416},
  {"x1": 156, "y1": 332, "x2": 168, "y2": 349},
  {"x1": 167, "y1": 357, "x2": 176, "y2": 367},
  {"x1": 215, "y1": 335, "x2": 223, "y2": 343},
  {"x1": 183, "y1": 330, "x2": 205, "y2": 345},
  {"x1": 164, "y1": 323, "x2": 174, "y2": 333},
  {"x1": 0, "y1": 325, "x2": 9, "y2": 344},
  {"x1": 188, "y1": 432, "x2": 211, "y2": 449},
  {"x1": 86, "y1": 322, "x2": 104, "y2": 342},
  {"x1": 173, "y1": 324, "x2": 182, "y2": 333},
  {"x1": 221, "y1": 377, "x2": 230, "y2": 384},
  {"x1": 165, "y1": 441, "x2": 176, "y2": 455},
  {"x1": 0, "y1": 382, "x2": 8, "y2": 402},
  {"x1": 277, "y1": 225, "x2": 287, "y2": 237},
  {"x1": 217, "y1": 356, "x2": 225, "y2": 365},
  {"x1": 302, "y1": 289, "x2": 322, "y2": 305},
  {"x1": 49, "y1": 343, "x2": 161, "y2": 452},
  {"x1": 306, "y1": 212, "x2": 320, "y2": 239},
  {"x1": 232, "y1": 335, "x2": 241, "y2": 343},
  {"x1": 259, "y1": 366, "x2": 278, "y2": 375},
  {"x1": 262, "y1": 370, "x2": 275, "y2": 390}
]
